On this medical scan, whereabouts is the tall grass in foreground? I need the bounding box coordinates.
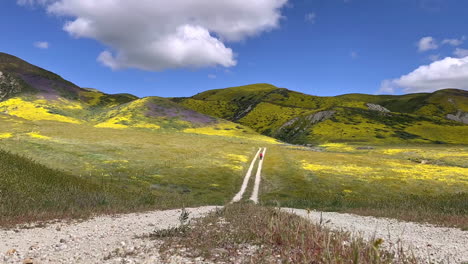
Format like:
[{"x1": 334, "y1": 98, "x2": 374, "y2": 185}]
[
  {"x1": 157, "y1": 203, "x2": 418, "y2": 264},
  {"x1": 0, "y1": 149, "x2": 192, "y2": 227}
]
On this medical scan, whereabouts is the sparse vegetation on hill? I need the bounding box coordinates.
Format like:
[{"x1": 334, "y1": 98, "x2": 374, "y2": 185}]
[{"x1": 175, "y1": 84, "x2": 468, "y2": 145}]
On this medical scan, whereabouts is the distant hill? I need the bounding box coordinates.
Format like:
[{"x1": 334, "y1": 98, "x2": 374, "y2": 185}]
[
  {"x1": 1, "y1": 52, "x2": 466, "y2": 144},
  {"x1": 0, "y1": 52, "x2": 220, "y2": 131},
  {"x1": 174, "y1": 84, "x2": 468, "y2": 144}
]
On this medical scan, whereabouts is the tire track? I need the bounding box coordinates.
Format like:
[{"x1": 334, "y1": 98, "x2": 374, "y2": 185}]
[
  {"x1": 249, "y1": 147, "x2": 266, "y2": 204},
  {"x1": 231, "y1": 148, "x2": 262, "y2": 203}
]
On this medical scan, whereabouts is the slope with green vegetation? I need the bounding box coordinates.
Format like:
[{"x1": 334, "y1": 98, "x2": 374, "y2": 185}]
[
  {"x1": 0, "y1": 52, "x2": 253, "y2": 132},
  {"x1": 0, "y1": 52, "x2": 466, "y2": 232},
  {"x1": 0, "y1": 148, "x2": 179, "y2": 227},
  {"x1": 175, "y1": 84, "x2": 468, "y2": 145},
  {"x1": 0, "y1": 52, "x2": 278, "y2": 225}
]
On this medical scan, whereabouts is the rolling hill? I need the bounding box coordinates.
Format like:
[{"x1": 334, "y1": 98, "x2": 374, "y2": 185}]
[
  {"x1": 0, "y1": 52, "x2": 247, "y2": 133},
  {"x1": 2, "y1": 52, "x2": 467, "y2": 145},
  {"x1": 0, "y1": 52, "x2": 466, "y2": 230},
  {"x1": 174, "y1": 84, "x2": 468, "y2": 144}
]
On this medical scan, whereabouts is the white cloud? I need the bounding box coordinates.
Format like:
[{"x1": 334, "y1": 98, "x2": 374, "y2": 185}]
[
  {"x1": 379, "y1": 56, "x2": 468, "y2": 94},
  {"x1": 22, "y1": 0, "x2": 288, "y2": 71},
  {"x1": 305, "y1": 12, "x2": 316, "y2": 23},
  {"x1": 454, "y1": 48, "x2": 468, "y2": 58},
  {"x1": 417, "y1": 36, "x2": 438, "y2": 52},
  {"x1": 33, "y1": 41, "x2": 49, "y2": 49},
  {"x1": 442, "y1": 38, "x2": 463, "y2": 46}
]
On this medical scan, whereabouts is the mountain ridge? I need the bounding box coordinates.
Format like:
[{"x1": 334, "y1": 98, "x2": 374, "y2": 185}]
[
  {"x1": 175, "y1": 84, "x2": 468, "y2": 144},
  {"x1": 1, "y1": 52, "x2": 467, "y2": 144}
]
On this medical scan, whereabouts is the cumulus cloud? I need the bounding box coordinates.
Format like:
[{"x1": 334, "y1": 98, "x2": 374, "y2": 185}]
[
  {"x1": 417, "y1": 36, "x2": 438, "y2": 52},
  {"x1": 21, "y1": 0, "x2": 288, "y2": 71},
  {"x1": 379, "y1": 56, "x2": 468, "y2": 94},
  {"x1": 454, "y1": 48, "x2": 468, "y2": 58},
  {"x1": 33, "y1": 41, "x2": 49, "y2": 49}
]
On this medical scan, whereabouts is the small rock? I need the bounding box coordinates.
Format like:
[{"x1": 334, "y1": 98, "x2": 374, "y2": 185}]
[
  {"x1": 23, "y1": 258, "x2": 35, "y2": 264},
  {"x1": 6, "y1": 249, "x2": 17, "y2": 256}
]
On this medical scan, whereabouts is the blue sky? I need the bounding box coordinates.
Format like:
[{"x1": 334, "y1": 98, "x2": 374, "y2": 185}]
[{"x1": 1, "y1": 0, "x2": 468, "y2": 98}]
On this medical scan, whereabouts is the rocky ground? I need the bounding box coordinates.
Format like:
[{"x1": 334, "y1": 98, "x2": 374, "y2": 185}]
[
  {"x1": 1, "y1": 206, "x2": 467, "y2": 263},
  {"x1": 284, "y1": 208, "x2": 468, "y2": 264},
  {"x1": 0, "y1": 207, "x2": 218, "y2": 264}
]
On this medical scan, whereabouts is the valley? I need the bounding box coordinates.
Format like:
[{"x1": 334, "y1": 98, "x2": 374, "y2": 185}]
[{"x1": 0, "y1": 52, "x2": 467, "y2": 263}]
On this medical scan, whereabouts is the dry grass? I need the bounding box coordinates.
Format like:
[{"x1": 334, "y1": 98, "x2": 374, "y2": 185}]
[{"x1": 157, "y1": 203, "x2": 418, "y2": 264}]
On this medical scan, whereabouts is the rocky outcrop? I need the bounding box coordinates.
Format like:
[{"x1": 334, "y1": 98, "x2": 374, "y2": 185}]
[
  {"x1": 281, "y1": 110, "x2": 336, "y2": 129},
  {"x1": 0, "y1": 71, "x2": 22, "y2": 100},
  {"x1": 275, "y1": 110, "x2": 336, "y2": 143},
  {"x1": 235, "y1": 104, "x2": 253, "y2": 120},
  {"x1": 366, "y1": 103, "x2": 390, "y2": 113},
  {"x1": 446, "y1": 110, "x2": 468, "y2": 124}
]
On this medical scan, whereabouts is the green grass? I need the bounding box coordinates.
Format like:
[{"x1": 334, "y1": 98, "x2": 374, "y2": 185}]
[
  {"x1": 0, "y1": 148, "x2": 192, "y2": 227},
  {"x1": 0, "y1": 116, "x2": 272, "y2": 225},
  {"x1": 260, "y1": 144, "x2": 468, "y2": 229},
  {"x1": 0, "y1": 115, "x2": 466, "y2": 229}
]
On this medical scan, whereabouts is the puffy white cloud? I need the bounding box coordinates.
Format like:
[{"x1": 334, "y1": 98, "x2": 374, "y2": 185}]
[
  {"x1": 417, "y1": 36, "x2": 438, "y2": 52},
  {"x1": 379, "y1": 56, "x2": 468, "y2": 94},
  {"x1": 96, "y1": 24, "x2": 236, "y2": 70},
  {"x1": 23, "y1": 0, "x2": 288, "y2": 71},
  {"x1": 454, "y1": 48, "x2": 468, "y2": 58},
  {"x1": 33, "y1": 41, "x2": 49, "y2": 49}
]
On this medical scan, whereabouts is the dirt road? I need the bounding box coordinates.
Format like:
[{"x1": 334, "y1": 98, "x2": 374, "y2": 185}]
[{"x1": 231, "y1": 147, "x2": 267, "y2": 204}]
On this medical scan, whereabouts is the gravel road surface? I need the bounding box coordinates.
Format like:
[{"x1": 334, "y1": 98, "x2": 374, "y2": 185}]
[
  {"x1": 284, "y1": 208, "x2": 468, "y2": 263},
  {"x1": 0, "y1": 207, "x2": 218, "y2": 264}
]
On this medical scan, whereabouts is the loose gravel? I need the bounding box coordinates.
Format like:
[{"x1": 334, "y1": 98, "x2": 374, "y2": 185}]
[
  {"x1": 0, "y1": 206, "x2": 218, "y2": 264},
  {"x1": 283, "y1": 208, "x2": 468, "y2": 264}
]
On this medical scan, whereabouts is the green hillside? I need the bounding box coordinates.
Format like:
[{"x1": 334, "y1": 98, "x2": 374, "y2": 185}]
[
  {"x1": 0, "y1": 52, "x2": 466, "y2": 228},
  {"x1": 0, "y1": 53, "x2": 253, "y2": 133},
  {"x1": 175, "y1": 84, "x2": 468, "y2": 144},
  {"x1": 0, "y1": 149, "x2": 131, "y2": 226},
  {"x1": 0, "y1": 53, "x2": 278, "y2": 225}
]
